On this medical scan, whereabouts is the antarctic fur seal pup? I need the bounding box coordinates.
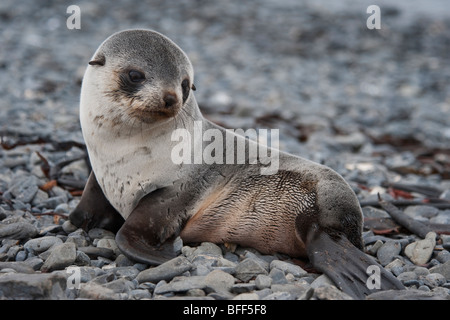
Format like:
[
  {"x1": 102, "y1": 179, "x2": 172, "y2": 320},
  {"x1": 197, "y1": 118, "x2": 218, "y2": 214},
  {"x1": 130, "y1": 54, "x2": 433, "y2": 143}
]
[{"x1": 69, "y1": 29, "x2": 404, "y2": 299}]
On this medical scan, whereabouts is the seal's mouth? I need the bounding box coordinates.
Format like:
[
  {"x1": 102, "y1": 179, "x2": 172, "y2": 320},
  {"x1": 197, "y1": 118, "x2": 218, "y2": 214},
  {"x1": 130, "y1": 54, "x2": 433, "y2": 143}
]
[
  {"x1": 131, "y1": 105, "x2": 180, "y2": 123},
  {"x1": 104, "y1": 86, "x2": 182, "y2": 124}
]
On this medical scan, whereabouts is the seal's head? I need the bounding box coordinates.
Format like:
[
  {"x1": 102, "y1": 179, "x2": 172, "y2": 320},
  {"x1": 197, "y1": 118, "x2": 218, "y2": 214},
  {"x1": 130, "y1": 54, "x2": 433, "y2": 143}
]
[{"x1": 81, "y1": 29, "x2": 196, "y2": 129}]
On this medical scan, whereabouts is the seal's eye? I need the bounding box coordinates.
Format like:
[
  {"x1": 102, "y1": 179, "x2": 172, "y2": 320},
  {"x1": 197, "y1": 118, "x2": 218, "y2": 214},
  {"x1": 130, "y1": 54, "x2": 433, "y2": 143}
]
[
  {"x1": 181, "y1": 79, "x2": 190, "y2": 103},
  {"x1": 128, "y1": 70, "x2": 146, "y2": 83}
]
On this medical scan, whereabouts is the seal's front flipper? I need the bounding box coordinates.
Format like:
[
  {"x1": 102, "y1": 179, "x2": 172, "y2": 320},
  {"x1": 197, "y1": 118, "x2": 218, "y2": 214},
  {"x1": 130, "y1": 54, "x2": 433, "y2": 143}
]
[
  {"x1": 69, "y1": 172, "x2": 124, "y2": 232},
  {"x1": 306, "y1": 226, "x2": 405, "y2": 299},
  {"x1": 115, "y1": 193, "x2": 181, "y2": 266}
]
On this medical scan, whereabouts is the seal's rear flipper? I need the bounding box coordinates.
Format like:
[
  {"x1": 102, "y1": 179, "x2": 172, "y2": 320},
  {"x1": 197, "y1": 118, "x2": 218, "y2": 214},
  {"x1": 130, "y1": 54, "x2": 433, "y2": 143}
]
[
  {"x1": 306, "y1": 226, "x2": 405, "y2": 299},
  {"x1": 69, "y1": 172, "x2": 124, "y2": 232}
]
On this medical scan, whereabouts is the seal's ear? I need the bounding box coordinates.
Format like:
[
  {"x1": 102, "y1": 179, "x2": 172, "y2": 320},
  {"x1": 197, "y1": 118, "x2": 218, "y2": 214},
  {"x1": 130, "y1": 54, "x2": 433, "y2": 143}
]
[
  {"x1": 191, "y1": 84, "x2": 196, "y2": 91},
  {"x1": 88, "y1": 53, "x2": 105, "y2": 66}
]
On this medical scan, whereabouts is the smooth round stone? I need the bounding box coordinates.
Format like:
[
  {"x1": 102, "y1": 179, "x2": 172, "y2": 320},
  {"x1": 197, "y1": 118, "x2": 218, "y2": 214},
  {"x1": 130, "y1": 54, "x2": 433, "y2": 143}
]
[{"x1": 24, "y1": 236, "x2": 63, "y2": 254}]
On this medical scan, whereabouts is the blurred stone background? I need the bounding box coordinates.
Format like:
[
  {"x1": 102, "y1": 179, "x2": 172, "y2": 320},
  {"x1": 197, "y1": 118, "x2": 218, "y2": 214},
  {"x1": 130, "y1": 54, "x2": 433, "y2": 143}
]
[{"x1": 1, "y1": 0, "x2": 449, "y2": 154}]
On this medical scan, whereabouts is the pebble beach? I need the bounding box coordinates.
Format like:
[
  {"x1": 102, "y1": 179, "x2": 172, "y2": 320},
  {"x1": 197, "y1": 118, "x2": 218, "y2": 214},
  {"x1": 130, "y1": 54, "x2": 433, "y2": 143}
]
[{"x1": 1, "y1": 0, "x2": 450, "y2": 301}]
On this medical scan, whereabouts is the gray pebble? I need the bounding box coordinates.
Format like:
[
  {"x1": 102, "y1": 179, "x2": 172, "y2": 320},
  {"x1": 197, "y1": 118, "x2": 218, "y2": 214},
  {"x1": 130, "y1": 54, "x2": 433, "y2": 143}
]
[
  {"x1": 211, "y1": 266, "x2": 236, "y2": 275},
  {"x1": 368, "y1": 239, "x2": 384, "y2": 256},
  {"x1": 77, "y1": 266, "x2": 99, "y2": 283},
  {"x1": 397, "y1": 271, "x2": 417, "y2": 283},
  {"x1": 362, "y1": 206, "x2": 390, "y2": 218},
  {"x1": 404, "y1": 205, "x2": 439, "y2": 220},
  {"x1": 403, "y1": 279, "x2": 422, "y2": 287},
  {"x1": 0, "y1": 261, "x2": 35, "y2": 273},
  {"x1": 271, "y1": 283, "x2": 312, "y2": 300},
  {"x1": 224, "y1": 251, "x2": 240, "y2": 263},
  {"x1": 189, "y1": 254, "x2": 233, "y2": 276},
  {"x1": 7, "y1": 176, "x2": 39, "y2": 203},
  {"x1": 154, "y1": 276, "x2": 206, "y2": 295},
  {"x1": 431, "y1": 287, "x2": 450, "y2": 297},
  {"x1": 91, "y1": 272, "x2": 116, "y2": 285},
  {"x1": 423, "y1": 273, "x2": 446, "y2": 288},
  {"x1": 90, "y1": 259, "x2": 106, "y2": 268},
  {"x1": 413, "y1": 266, "x2": 430, "y2": 277},
  {"x1": 441, "y1": 235, "x2": 450, "y2": 245},
  {"x1": 115, "y1": 254, "x2": 134, "y2": 267},
  {"x1": 79, "y1": 282, "x2": 117, "y2": 300},
  {"x1": 235, "y1": 258, "x2": 268, "y2": 282},
  {"x1": 88, "y1": 228, "x2": 115, "y2": 240},
  {"x1": 232, "y1": 292, "x2": 260, "y2": 300},
  {"x1": 60, "y1": 159, "x2": 89, "y2": 181},
  {"x1": 66, "y1": 229, "x2": 89, "y2": 247},
  {"x1": 24, "y1": 236, "x2": 63, "y2": 256},
  {"x1": 404, "y1": 232, "x2": 436, "y2": 265},
  {"x1": 0, "y1": 272, "x2": 67, "y2": 300},
  {"x1": 0, "y1": 208, "x2": 7, "y2": 221},
  {"x1": 255, "y1": 274, "x2": 272, "y2": 290},
  {"x1": 231, "y1": 283, "x2": 256, "y2": 294},
  {"x1": 0, "y1": 268, "x2": 17, "y2": 274},
  {"x1": 313, "y1": 285, "x2": 354, "y2": 300},
  {"x1": 128, "y1": 265, "x2": 146, "y2": 275},
  {"x1": 440, "y1": 189, "x2": 450, "y2": 201},
  {"x1": 429, "y1": 261, "x2": 450, "y2": 279},
  {"x1": 102, "y1": 277, "x2": 136, "y2": 293},
  {"x1": 54, "y1": 203, "x2": 69, "y2": 214},
  {"x1": 269, "y1": 260, "x2": 307, "y2": 277},
  {"x1": 0, "y1": 239, "x2": 17, "y2": 255},
  {"x1": 41, "y1": 242, "x2": 76, "y2": 272},
  {"x1": 65, "y1": 234, "x2": 88, "y2": 248},
  {"x1": 96, "y1": 238, "x2": 120, "y2": 256},
  {"x1": 243, "y1": 251, "x2": 271, "y2": 271},
  {"x1": 5, "y1": 245, "x2": 20, "y2": 260},
  {"x1": 430, "y1": 213, "x2": 450, "y2": 225},
  {"x1": 15, "y1": 250, "x2": 27, "y2": 261},
  {"x1": 38, "y1": 224, "x2": 62, "y2": 236},
  {"x1": 203, "y1": 269, "x2": 235, "y2": 293},
  {"x1": 0, "y1": 221, "x2": 38, "y2": 240},
  {"x1": 138, "y1": 282, "x2": 156, "y2": 292},
  {"x1": 269, "y1": 267, "x2": 288, "y2": 284},
  {"x1": 377, "y1": 241, "x2": 402, "y2": 266},
  {"x1": 136, "y1": 256, "x2": 193, "y2": 283},
  {"x1": 385, "y1": 258, "x2": 406, "y2": 276},
  {"x1": 188, "y1": 242, "x2": 222, "y2": 259},
  {"x1": 110, "y1": 266, "x2": 140, "y2": 280},
  {"x1": 186, "y1": 288, "x2": 206, "y2": 297},
  {"x1": 190, "y1": 263, "x2": 209, "y2": 277},
  {"x1": 130, "y1": 289, "x2": 152, "y2": 300},
  {"x1": 36, "y1": 195, "x2": 68, "y2": 210},
  {"x1": 31, "y1": 189, "x2": 48, "y2": 206},
  {"x1": 310, "y1": 274, "x2": 335, "y2": 289},
  {"x1": 263, "y1": 291, "x2": 293, "y2": 300},
  {"x1": 301, "y1": 275, "x2": 319, "y2": 284},
  {"x1": 418, "y1": 285, "x2": 431, "y2": 292},
  {"x1": 23, "y1": 256, "x2": 44, "y2": 271}
]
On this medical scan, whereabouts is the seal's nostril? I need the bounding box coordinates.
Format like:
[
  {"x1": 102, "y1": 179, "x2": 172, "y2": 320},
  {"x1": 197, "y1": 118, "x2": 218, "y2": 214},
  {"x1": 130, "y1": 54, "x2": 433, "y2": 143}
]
[{"x1": 163, "y1": 93, "x2": 178, "y2": 108}]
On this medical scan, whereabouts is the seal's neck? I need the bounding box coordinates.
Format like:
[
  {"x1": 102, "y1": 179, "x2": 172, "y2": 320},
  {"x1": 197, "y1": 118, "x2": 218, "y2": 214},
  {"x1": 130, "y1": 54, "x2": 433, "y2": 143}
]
[{"x1": 80, "y1": 94, "x2": 206, "y2": 218}]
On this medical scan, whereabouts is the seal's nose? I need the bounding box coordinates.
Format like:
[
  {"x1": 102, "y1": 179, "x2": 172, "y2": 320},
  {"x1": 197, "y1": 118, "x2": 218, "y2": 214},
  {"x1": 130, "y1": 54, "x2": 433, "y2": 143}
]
[{"x1": 163, "y1": 93, "x2": 178, "y2": 108}]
